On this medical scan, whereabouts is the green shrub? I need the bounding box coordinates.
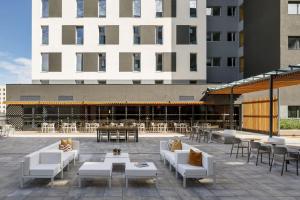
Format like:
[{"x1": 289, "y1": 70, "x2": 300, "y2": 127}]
[{"x1": 280, "y1": 119, "x2": 300, "y2": 129}]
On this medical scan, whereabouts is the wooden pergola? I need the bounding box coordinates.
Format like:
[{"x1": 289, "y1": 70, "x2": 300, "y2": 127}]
[{"x1": 207, "y1": 66, "x2": 300, "y2": 137}]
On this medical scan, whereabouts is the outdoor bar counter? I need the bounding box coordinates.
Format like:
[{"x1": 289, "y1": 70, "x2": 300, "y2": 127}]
[{"x1": 96, "y1": 127, "x2": 139, "y2": 142}]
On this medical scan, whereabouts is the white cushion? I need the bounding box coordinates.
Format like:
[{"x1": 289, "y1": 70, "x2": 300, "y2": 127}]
[
  {"x1": 177, "y1": 164, "x2": 207, "y2": 177},
  {"x1": 30, "y1": 164, "x2": 61, "y2": 176},
  {"x1": 164, "y1": 151, "x2": 176, "y2": 165},
  {"x1": 78, "y1": 162, "x2": 112, "y2": 176},
  {"x1": 160, "y1": 150, "x2": 169, "y2": 157},
  {"x1": 23, "y1": 152, "x2": 40, "y2": 176},
  {"x1": 62, "y1": 152, "x2": 75, "y2": 167},
  {"x1": 126, "y1": 162, "x2": 157, "y2": 177},
  {"x1": 223, "y1": 129, "x2": 236, "y2": 137}
]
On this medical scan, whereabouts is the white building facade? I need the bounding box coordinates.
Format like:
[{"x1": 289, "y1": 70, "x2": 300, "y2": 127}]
[
  {"x1": 32, "y1": 0, "x2": 207, "y2": 84},
  {"x1": 0, "y1": 85, "x2": 6, "y2": 114}
]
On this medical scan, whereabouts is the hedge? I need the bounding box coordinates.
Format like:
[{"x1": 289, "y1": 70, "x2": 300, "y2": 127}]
[{"x1": 280, "y1": 119, "x2": 300, "y2": 129}]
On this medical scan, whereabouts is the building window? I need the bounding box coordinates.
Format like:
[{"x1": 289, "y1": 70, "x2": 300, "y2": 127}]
[
  {"x1": 42, "y1": 0, "x2": 49, "y2": 17},
  {"x1": 76, "y1": 53, "x2": 83, "y2": 72},
  {"x1": 41, "y1": 53, "x2": 49, "y2": 72},
  {"x1": 133, "y1": 26, "x2": 141, "y2": 44},
  {"x1": 77, "y1": 0, "x2": 84, "y2": 17},
  {"x1": 133, "y1": 0, "x2": 141, "y2": 17},
  {"x1": 189, "y1": 27, "x2": 197, "y2": 44},
  {"x1": 41, "y1": 26, "x2": 49, "y2": 45},
  {"x1": 288, "y1": 106, "x2": 300, "y2": 118},
  {"x1": 133, "y1": 80, "x2": 141, "y2": 84},
  {"x1": 190, "y1": 0, "x2": 197, "y2": 17},
  {"x1": 206, "y1": 7, "x2": 221, "y2": 16},
  {"x1": 207, "y1": 32, "x2": 221, "y2": 41},
  {"x1": 207, "y1": 57, "x2": 221, "y2": 67},
  {"x1": 156, "y1": 0, "x2": 163, "y2": 17},
  {"x1": 155, "y1": 80, "x2": 163, "y2": 84},
  {"x1": 99, "y1": 53, "x2": 106, "y2": 72},
  {"x1": 133, "y1": 53, "x2": 141, "y2": 72},
  {"x1": 190, "y1": 53, "x2": 197, "y2": 72},
  {"x1": 288, "y1": 36, "x2": 300, "y2": 50},
  {"x1": 75, "y1": 80, "x2": 84, "y2": 84},
  {"x1": 99, "y1": 26, "x2": 106, "y2": 44},
  {"x1": 227, "y1": 32, "x2": 236, "y2": 41},
  {"x1": 40, "y1": 80, "x2": 49, "y2": 84},
  {"x1": 156, "y1": 26, "x2": 163, "y2": 44},
  {"x1": 189, "y1": 80, "x2": 197, "y2": 85},
  {"x1": 58, "y1": 96, "x2": 74, "y2": 101},
  {"x1": 227, "y1": 6, "x2": 236, "y2": 16},
  {"x1": 98, "y1": 80, "x2": 106, "y2": 85},
  {"x1": 76, "y1": 26, "x2": 84, "y2": 45},
  {"x1": 227, "y1": 57, "x2": 236, "y2": 67},
  {"x1": 156, "y1": 53, "x2": 163, "y2": 71},
  {"x1": 288, "y1": 2, "x2": 300, "y2": 14},
  {"x1": 99, "y1": 0, "x2": 106, "y2": 17}
]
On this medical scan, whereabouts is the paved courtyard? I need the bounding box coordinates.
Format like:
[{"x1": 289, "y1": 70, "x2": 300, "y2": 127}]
[{"x1": 0, "y1": 136, "x2": 300, "y2": 200}]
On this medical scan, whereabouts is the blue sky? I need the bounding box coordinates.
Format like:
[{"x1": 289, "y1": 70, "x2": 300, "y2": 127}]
[{"x1": 0, "y1": 0, "x2": 32, "y2": 84}]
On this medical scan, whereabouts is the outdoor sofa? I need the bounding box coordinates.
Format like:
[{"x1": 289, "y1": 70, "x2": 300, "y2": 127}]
[
  {"x1": 160, "y1": 140, "x2": 216, "y2": 187},
  {"x1": 20, "y1": 140, "x2": 80, "y2": 188}
]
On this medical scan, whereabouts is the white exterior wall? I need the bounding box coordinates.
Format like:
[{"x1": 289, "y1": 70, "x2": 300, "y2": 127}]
[
  {"x1": 32, "y1": 0, "x2": 206, "y2": 84},
  {"x1": 0, "y1": 85, "x2": 6, "y2": 114}
]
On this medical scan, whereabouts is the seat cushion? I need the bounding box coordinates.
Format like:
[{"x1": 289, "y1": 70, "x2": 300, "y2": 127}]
[
  {"x1": 177, "y1": 164, "x2": 207, "y2": 178},
  {"x1": 78, "y1": 162, "x2": 112, "y2": 176},
  {"x1": 30, "y1": 164, "x2": 61, "y2": 176},
  {"x1": 164, "y1": 151, "x2": 176, "y2": 165},
  {"x1": 62, "y1": 151, "x2": 75, "y2": 166},
  {"x1": 126, "y1": 162, "x2": 157, "y2": 177}
]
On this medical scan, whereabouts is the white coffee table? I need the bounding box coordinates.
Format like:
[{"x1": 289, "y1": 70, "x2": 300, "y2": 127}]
[
  {"x1": 125, "y1": 162, "x2": 158, "y2": 188},
  {"x1": 104, "y1": 153, "x2": 130, "y2": 172}
]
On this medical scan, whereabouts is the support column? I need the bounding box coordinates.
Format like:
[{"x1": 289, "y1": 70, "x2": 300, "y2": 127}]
[
  {"x1": 269, "y1": 75, "x2": 274, "y2": 137},
  {"x1": 229, "y1": 87, "x2": 234, "y2": 130}
]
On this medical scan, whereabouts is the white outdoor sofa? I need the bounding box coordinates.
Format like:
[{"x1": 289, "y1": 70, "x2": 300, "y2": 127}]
[
  {"x1": 160, "y1": 140, "x2": 216, "y2": 187},
  {"x1": 20, "y1": 140, "x2": 80, "y2": 188}
]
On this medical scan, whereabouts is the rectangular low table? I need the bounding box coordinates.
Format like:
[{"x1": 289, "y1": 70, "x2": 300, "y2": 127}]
[
  {"x1": 125, "y1": 162, "x2": 158, "y2": 188},
  {"x1": 104, "y1": 153, "x2": 130, "y2": 172},
  {"x1": 78, "y1": 162, "x2": 112, "y2": 188}
]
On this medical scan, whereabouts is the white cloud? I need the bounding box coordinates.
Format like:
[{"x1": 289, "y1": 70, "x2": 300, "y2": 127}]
[{"x1": 0, "y1": 52, "x2": 31, "y2": 84}]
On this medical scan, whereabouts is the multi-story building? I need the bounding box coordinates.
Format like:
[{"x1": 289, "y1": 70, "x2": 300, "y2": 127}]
[
  {"x1": 206, "y1": 0, "x2": 244, "y2": 83},
  {"x1": 0, "y1": 85, "x2": 6, "y2": 114},
  {"x1": 244, "y1": 0, "x2": 300, "y2": 77},
  {"x1": 32, "y1": 0, "x2": 206, "y2": 84}
]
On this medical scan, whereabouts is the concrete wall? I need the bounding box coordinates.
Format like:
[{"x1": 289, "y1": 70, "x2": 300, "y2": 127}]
[
  {"x1": 32, "y1": 0, "x2": 207, "y2": 84},
  {"x1": 244, "y1": 0, "x2": 281, "y2": 77}
]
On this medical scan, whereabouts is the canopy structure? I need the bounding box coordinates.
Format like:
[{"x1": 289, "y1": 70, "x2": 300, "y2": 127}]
[
  {"x1": 207, "y1": 65, "x2": 300, "y2": 137},
  {"x1": 207, "y1": 66, "x2": 300, "y2": 95}
]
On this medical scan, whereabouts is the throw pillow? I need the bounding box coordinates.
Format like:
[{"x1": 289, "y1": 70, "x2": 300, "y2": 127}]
[
  {"x1": 61, "y1": 139, "x2": 68, "y2": 146},
  {"x1": 188, "y1": 149, "x2": 203, "y2": 166},
  {"x1": 67, "y1": 138, "x2": 73, "y2": 148},
  {"x1": 171, "y1": 140, "x2": 182, "y2": 152}
]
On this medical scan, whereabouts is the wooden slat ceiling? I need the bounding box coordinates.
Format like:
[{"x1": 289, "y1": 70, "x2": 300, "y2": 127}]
[{"x1": 208, "y1": 71, "x2": 300, "y2": 95}]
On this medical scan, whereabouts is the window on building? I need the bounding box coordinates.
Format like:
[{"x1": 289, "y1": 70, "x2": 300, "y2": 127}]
[
  {"x1": 133, "y1": 0, "x2": 141, "y2": 17},
  {"x1": 288, "y1": 36, "x2": 300, "y2": 50},
  {"x1": 190, "y1": 0, "x2": 197, "y2": 17},
  {"x1": 156, "y1": 53, "x2": 163, "y2": 71},
  {"x1": 76, "y1": 26, "x2": 84, "y2": 44},
  {"x1": 189, "y1": 26, "x2": 197, "y2": 44},
  {"x1": 190, "y1": 53, "x2": 197, "y2": 71},
  {"x1": 207, "y1": 32, "x2": 221, "y2": 41},
  {"x1": 77, "y1": 0, "x2": 84, "y2": 17},
  {"x1": 207, "y1": 57, "x2": 221, "y2": 67},
  {"x1": 133, "y1": 53, "x2": 141, "y2": 72},
  {"x1": 75, "y1": 80, "x2": 84, "y2": 84},
  {"x1": 99, "y1": 26, "x2": 106, "y2": 44},
  {"x1": 76, "y1": 53, "x2": 83, "y2": 72},
  {"x1": 58, "y1": 96, "x2": 74, "y2": 101},
  {"x1": 133, "y1": 80, "x2": 141, "y2": 84},
  {"x1": 227, "y1": 6, "x2": 236, "y2": 16},
  {"x1": 42, "y1": 0, "x2": 49, "y2": 17},
  {"x1": 40, "y1": 80, "x2": 50, "y2": 84},
  {"x1": 155, "y1": 80, "x2": 163, "y2": 84},
  {"x1": 98, "y1": 80, "x2": 106, "y2": 84},
  {"x1": 189, "y1": 80, "x2": 197, "y2": 85},
  {"x1": 41, "y1": 53, "x2": 49, "y2": 72},
  {"x1": 99, "y1": 53, "x2": 106, "y2": 72},
  {"x1": 288, "y1": 106, "x2": 300, "y2": 118},
  {"x1": 227, "y1": 32, "x2": 236, "y2": 41},
  {"x1": 133, "y1": 26, "x2": 141, "y2": 44},
  {"x1": 41, "y1": 26, "x2": 49, "y2": 45},
  {"x1": 227, "y1": 57, "x2": 237, "y2": 67},
  {"x1": 99, "y1": 0, "x2": 106, "y2": 17},
  {"x1": 206, "y1": 7, "x2": 221, "y2": 16},
  {"x1": 288, "y1": 2, "x2": 300, "y2": 14},
  {"x1": 156, "y1": 26, "x2": 163, "y2": 44},
  {"x1": 156, "y1": 0, "x2": 163, "y2": 17}
]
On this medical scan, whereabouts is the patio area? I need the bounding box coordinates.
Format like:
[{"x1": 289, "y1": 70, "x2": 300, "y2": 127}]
[{"x1": 1, "y1": 135, "x2": 300, "y2": 200}]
